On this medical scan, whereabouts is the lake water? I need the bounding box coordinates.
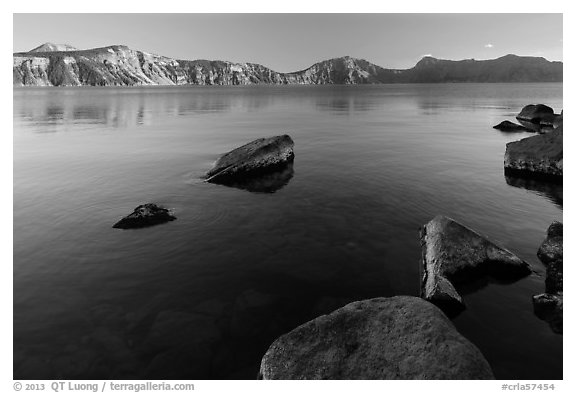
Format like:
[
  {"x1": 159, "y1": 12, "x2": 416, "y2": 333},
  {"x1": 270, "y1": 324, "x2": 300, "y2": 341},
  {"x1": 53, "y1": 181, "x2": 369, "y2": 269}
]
[{"x1": 13, "y1": 84, "x2": 563, "y2": 380}]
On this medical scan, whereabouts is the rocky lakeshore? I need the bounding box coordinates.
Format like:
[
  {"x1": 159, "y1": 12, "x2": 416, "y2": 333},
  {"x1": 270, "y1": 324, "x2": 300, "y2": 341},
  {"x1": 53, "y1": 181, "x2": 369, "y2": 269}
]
[
  {"x1": 533, "y1": 222, "x2": 563, "y2": 333},
  {"x1": 502, "y1": 104, "x2": 563, "y2": 181},
  {"x1": 16, "y1": 91, "x2": 563, "y2": 380},
  {"x1": 504, "y1": 126, "x2": 563, "y2": 180},
  {"x1": 254, "y1": 103, "x2": 563, "y2": 379},
  {"x1": 516, "y1": 104, "x2": 563, "y2": 133},
  {"x1": 101, "y1": 104, "x2": 562, "y2": 379}
]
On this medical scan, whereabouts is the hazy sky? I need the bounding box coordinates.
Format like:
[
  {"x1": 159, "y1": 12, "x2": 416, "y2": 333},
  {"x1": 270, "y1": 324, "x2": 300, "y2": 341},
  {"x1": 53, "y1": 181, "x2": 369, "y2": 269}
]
[{"x1": 13, "y1": 14, "x2": 562, "y2": 72}]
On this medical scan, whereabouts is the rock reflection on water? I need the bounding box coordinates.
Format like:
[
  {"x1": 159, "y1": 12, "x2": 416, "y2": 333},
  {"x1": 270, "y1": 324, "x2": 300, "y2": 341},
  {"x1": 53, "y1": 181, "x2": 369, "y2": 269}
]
[
  {"x1": 505, "y1": 175, "x2": 563, "y2": 208},
  {"x1": 208, "y1": 162, "x2": 294, "y2": 193}
]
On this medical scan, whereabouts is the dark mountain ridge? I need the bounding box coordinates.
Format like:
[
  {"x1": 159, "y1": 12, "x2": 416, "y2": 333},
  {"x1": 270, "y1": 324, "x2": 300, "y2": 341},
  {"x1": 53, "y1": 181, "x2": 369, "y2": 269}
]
[{"x1": 13, "y1": 43, "x2": 563, "y2": 86}]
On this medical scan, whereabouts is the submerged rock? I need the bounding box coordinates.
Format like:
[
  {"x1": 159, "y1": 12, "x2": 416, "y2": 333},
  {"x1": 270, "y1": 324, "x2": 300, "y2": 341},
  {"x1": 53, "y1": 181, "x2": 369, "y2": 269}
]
[
  {"x1": 504, "y1": 125, "x2": 563, "y2": 180},
  {"x1": 533, "y1": 222, "x2": 563, "y2": 333},
  {"x1": 112, "y1": 204, "x2": 176, "y2": 229},
  {"x1": 420, "y1": 215, "x2": 531, "y2": 314},
  {"x1": 144, "y1": 348, "x2": 212, "y2": 379},
  {"x1": 205, "y1": 135, "x2": 294, "y2": 183},
  {"x1": 144, "y1": 310, "x2": 221, "y2": 353},
  {"x1": 259, "y1": 296, "x2": 494, "y2": 380},
  {"x1": 493, "y1": 120, "x2": 531, "y2": 132}
]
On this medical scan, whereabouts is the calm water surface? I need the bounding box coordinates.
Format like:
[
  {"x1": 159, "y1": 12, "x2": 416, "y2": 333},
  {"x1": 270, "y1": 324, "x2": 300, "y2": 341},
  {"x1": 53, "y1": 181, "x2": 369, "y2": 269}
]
[{"x1": 13, "y1": 84, "x2": 563, "y2": 379}]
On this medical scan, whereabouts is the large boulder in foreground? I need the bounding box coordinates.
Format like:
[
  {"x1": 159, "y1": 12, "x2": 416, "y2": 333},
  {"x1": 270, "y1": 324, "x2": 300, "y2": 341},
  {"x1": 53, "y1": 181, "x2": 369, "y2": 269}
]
[
  {"x1": 112, "y1": 203, "x2": 176, "y2": 229},
  {"x1": 259, "y1": 296, "x2": 494, "y2": 380},
  {"x1": 205, "y1": 135, "x2": 294, "y2": 184},
  {"x1": 516, "y1": 104, "x2": 560, "y2": 133},
  {"x1": 533, "y1": 222, "x2": 563, "y2": 333},
  {"x1": 504, "y1": 125, "x2": 563, "y2": 181},
  {"x1": 420, "y1": 216, "x2": 531, "y2": 313}
]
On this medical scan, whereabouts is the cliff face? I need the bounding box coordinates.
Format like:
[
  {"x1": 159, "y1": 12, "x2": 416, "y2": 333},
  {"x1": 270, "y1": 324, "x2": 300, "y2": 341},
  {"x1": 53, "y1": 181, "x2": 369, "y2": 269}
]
[
  {"x1": 284, "y1": 56, "x2": 402, "y2": 84},
  {"x1": 13, "y1": 44, "x2": 563, "y2": 87},
  {"x1": 13, "y1": 46, "x2": 186, "y2": 86}
]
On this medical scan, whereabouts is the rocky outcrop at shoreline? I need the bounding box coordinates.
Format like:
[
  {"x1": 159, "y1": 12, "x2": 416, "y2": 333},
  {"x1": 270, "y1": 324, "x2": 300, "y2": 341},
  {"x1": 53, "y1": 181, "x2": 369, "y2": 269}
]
[
  {"x1": 205, "y1": 135, "x2": 295, "y2": 185},
  {"x1": 516, "y1": 104, "x2": 562, "y2": 133},
  {"x1": 258, "y1": 296, "x2": 494, "y2": 380},
  {"x1": 112, "y1": 203, "x2": 176, "y2": 229},
  {"x1": 504, "y1": 125, "x2": 563, "y2": 181},
  {"x1": 420, "y1": 215, "x2": 531, "y2": 314},
  {"x1": 533, "y1": 222, "x2": 563, "y2": 334}
]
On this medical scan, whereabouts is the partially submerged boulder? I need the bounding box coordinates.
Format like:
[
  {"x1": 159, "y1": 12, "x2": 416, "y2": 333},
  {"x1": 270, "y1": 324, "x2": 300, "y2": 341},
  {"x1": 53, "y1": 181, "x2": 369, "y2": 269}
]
[
  {"x1": 533, "y1": 294, "x2": 562, "y2": 334},
  {"x1": 504, "y1": 125, "x2": 563, "y2": 181},
  {"x1": 112, "y1": 203, "x2": 176, "y2": 229},
  {"x1": 517, "y1": 104, "x2": 554, "y2": 122},
  {"x1": 259, "y1": 296, "x2": 494, "y2": 380},
  {"x1": 493, "y1": 120, "x2": 531, "y2": 132},
  {"x1": 537, "y1": 221, "x2": 563, "y2": 266},
  {"x1": 420, "y1": 215, "x2": 531, "y2": 313},
  {"x1": 516, "y1": 104, "x2": 560, "y2": 133},
  {"x1": 205, "y1": 135, "x2": 294, "y2": 184},
  {"x1": 539, "y1": 113, "x2": 563, "y2": 132},
  {"x1": 533, "y1": 222, "x2": 563, "y2": 333}
]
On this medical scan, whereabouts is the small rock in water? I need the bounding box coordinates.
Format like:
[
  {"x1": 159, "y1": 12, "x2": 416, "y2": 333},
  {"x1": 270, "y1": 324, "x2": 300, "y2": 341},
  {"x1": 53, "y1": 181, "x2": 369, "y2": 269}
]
[
  {"x1": 112, "y1": 203, "x2": 176, "y2": 229},
  {"x1": 205, "y1": 135, "x2": 295, "y2": 183},
  {"x1": 493, "y1": 120, "x2": 531, "y2": 132}
]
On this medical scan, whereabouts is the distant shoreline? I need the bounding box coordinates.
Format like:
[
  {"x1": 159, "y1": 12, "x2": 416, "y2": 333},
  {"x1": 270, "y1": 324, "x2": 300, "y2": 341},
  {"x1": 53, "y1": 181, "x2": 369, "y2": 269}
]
[
  {"x1": 14, "y1": 45, "x2": 562, "y2": 87},
  {"x1": 12, "y1": 81, "x2": 564, "y2": 88}
]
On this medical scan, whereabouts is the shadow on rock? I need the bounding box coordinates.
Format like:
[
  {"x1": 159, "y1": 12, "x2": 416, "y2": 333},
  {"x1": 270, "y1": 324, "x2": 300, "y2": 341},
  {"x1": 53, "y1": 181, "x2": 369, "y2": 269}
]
[
  {"x1": 209, "y1": 161, "x2": 294, "y2": 193},
  {"x1": 505, "y1": 175, "x2": 563, "y2": 208}
]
